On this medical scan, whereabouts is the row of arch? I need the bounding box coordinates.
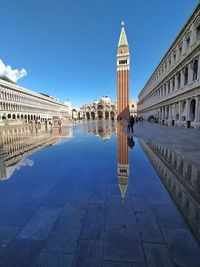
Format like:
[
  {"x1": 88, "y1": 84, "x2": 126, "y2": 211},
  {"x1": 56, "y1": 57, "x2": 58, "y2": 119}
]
[
  {"x1": 84, "y1": 111, "x2": 116, "y2": 120},
  {"x1": 158, "y1": 97, "x2": 199, "y2": 123},
  {"x1": 0, "y1": 87, "x2": 59, "y2": 109},
  {"x1": 0, "y1": 113, "x2": 44, "y2": 121}
]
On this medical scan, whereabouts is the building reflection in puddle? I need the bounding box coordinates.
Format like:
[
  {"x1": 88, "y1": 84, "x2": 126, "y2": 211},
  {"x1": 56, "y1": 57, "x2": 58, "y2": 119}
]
[
  {"x1": 140, "y1": 139, "x2": 200, "y2": 243},
  {"x1": 82, "y1": 120, "x2": 116, "y2": 141},
  {"x1": 82, "y1": 120, "x2": 135, "y2": 200},
  {"x1": 0, "y1": 125, "x2": 73, "y2": 180},
  {"x1": 117, "y1": 123, "x2": 129, "y2": 199}
]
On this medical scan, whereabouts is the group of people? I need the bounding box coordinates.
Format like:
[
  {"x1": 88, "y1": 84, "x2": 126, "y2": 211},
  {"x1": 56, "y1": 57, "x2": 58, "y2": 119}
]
[{"x1": 45, "y1": 119, "x2": 62, "y2": 127}]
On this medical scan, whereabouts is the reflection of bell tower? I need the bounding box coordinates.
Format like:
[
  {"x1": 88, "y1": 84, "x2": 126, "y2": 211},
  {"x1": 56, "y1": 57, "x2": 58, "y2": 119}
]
[
  {"x1": 117, "y1": 123, "x2": 129, "y2": 199},
  {"x1": 117, "y1": 21, "x2": 130, "y2": 119}
]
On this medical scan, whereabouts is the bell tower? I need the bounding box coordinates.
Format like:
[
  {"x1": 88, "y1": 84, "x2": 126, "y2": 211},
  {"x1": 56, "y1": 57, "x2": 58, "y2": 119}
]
[{"x1": 117, "y1": 21, "x2": 130, "y2": 119}]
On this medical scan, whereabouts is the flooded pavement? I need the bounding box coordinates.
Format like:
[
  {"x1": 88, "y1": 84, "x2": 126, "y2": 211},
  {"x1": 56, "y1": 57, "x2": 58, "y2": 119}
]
[{"x1": 0, "y1": 120, "x2": 199, "y2": 267}]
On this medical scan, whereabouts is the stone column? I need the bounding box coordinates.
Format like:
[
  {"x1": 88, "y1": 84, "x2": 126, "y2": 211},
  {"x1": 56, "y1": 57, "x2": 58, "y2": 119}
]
[
  {"x1": 194, "y1": 96, "x2": 199, "y2": 123},
  {"x1": 161, "y1": 106, "x2": 164, "y2": 125},
  {"x1": 178, "y1": 101, "x2": 182, "y2": 125},
  {"x1": 180, "y1": 70, "x2": 184, "y2": 89},
  {"x1": 185, "y1": 98, "x2": 191, "y2": 128},
  {"x1": 168, "y1": 105, "x2": 172, "y2": 125},
  {"x1": 165, "y1": 106, "x2": 168, "y2": 120},
  {"x1": 188, "y1": 63, "x2": 192, "y2": 85}
]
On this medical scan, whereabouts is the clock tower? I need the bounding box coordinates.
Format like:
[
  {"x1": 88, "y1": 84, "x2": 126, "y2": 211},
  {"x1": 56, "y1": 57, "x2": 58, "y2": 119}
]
[{"x1": 117, "y1": 21, "x2": 130, "y2": 119}]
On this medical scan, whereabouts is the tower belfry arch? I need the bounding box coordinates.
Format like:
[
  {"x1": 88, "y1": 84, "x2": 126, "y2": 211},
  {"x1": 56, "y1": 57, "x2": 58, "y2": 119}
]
[{"x1": 117, "y1": 21, "x2": 130, "y2": 119}]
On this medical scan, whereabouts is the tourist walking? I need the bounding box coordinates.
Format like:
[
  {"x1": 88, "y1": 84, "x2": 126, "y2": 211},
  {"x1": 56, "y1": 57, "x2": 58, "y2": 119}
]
[{"x1": 130, "y1": 115, "x2": 135, "y2": 133}]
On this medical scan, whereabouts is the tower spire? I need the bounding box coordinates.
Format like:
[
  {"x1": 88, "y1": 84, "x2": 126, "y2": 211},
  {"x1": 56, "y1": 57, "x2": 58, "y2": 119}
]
[
  {"x1": 117, "y1": 21, "x2": 130, "y2": 119},
  {"x1": 118, "y1": 21, "x2": 128, "y2": 47}
]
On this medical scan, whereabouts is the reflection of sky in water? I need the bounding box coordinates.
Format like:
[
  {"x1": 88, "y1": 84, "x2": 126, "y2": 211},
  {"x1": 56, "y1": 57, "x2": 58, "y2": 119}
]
[{"x1": 0, "y1": 121, "x2": 199, "y2": 245}]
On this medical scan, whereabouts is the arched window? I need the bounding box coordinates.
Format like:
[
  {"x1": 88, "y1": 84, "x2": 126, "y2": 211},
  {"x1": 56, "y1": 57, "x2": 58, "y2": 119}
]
[
  {"x1": 184, "y1": 67, "x2": 188, "y2": 85},
  {"x1": 193, "y1": 60, "x2": 198, "y2": 81}
]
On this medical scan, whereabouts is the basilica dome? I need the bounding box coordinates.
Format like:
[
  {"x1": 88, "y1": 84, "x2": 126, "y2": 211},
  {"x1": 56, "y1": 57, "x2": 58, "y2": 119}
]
[{"x1": 101, "y1": 96, "x2": 111, "y2": 104}]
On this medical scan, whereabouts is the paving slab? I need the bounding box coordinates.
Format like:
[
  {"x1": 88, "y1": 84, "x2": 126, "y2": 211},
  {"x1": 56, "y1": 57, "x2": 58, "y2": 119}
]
[
  {"x1": 73, "y1": 240, "x2": 103, "y2": 267},
  {"x1": 80, "y1": 203, "x2": 105, "y2": 240},
  {"x1": 1, "y1": 202, "x2": 39, "y2": 226},
  {"x1": 42, "y1": 196, "x2": 88, "y2": 254},
  {"x1": 104, "y1": 224, "x2": 145, "y2": 263},
  {"x1": 0, "y1": 226, "x2": 22, "y2": 247},
  {"x1": 19, "y1": 207, "x2": 61, "y2": 240},
  {"x1": 106, "y1": 197, "x2": 137, "y2": 226},
  {"x1": 152, "y1": 203, "x2": 187, "y2": 228},
  {"x1": 0, "y1": 238, "x2": 43, "y2": 267},
  {"x1": 135, "y1": 211, "x2": 164, "y2": 243},
  {"x1": 162, "y1": 228, "x2": 200, "y2": 267},
  {"x1": 103, "y1": 261, "x2": 147, "y2": 267},
  {"x1": 31, "y1": 252, "x2": 74, "y2": 267},
  {"x1": 143, "y1": 243, "x2": 175, "y2": 267}
]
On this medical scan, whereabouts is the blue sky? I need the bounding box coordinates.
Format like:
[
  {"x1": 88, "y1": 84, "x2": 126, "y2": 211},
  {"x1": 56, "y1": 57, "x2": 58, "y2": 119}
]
[{"x1": 0, "y1": 0, "x2": 199, "y2": 107}]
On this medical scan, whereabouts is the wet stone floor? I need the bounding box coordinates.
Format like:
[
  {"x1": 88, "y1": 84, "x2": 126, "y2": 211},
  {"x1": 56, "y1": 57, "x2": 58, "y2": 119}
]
[{"x1": 0, "y1": 120, "x2": 200, "y2": 267}]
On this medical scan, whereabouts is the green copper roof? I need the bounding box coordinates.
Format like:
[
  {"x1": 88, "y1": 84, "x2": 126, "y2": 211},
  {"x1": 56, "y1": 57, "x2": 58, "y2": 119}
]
[
  {"x1": 119, "y1": 183, "x2": 128, "y2": 199},
  {"x1": 118, "y1": 24, "x2": 128, "y2": 47}
]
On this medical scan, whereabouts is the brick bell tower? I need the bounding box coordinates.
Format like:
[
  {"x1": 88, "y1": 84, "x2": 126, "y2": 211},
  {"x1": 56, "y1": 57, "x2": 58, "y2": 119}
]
[{"x1": 117, "y1": 21, "x2": 130, "y2": 119}]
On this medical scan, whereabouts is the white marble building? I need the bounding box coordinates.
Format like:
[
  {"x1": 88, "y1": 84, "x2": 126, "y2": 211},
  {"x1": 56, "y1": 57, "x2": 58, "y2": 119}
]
[
  {"x1": 80, "y1": 96, "x2": 138, "y2": 120},
  {"x1": 81, "y1": 96, "x2": 116, "y2": 120},
  {"x1": 0, "y1": 76, "x2": 72, "y2": 125},
  {"x1": 138, "y1": 3, "x2": 200, "y2": 128}
]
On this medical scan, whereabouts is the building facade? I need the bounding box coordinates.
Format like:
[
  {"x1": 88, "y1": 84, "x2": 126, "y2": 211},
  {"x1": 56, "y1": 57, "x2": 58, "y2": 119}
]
[
  {"x1": 0, "y1": 77, "x2": 72, "y2": 125},
  {"x1": 117, "y1": 22, "x2": 130, "y2": 119},
  {"x1": 138, "y1": 3, "x2": 200, "y2": 128},
  {"x1": 129, "y1": 100, "x2": 138, "y2": 117},
  {"x1": 80, "y1": 96, "x2": 116, "y2": 120},
  {"x1": 80, "y1": 96, "x2": 137, "y2": 120}
]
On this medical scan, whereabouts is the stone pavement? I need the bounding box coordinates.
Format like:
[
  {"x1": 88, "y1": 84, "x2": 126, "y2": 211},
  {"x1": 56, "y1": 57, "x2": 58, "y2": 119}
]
[
  {"x1": 0, "y1": 122, "x2": 200, "y2": 267},
  {"x1": 131, "y1": 121, "x2": 200, "y2": 167}
]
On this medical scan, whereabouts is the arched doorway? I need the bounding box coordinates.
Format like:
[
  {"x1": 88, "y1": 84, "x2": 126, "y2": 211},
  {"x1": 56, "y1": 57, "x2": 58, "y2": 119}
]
[
  {"x1": 86, "y1": 112, "x2": 90, "y2": 120},
  {"x1": 110, "y1": 111, "x2": 115, "y2": 120},
  {"x1": 91, "y1": 112, "x2": 95, "y2": 120},
  {"x1": 97, "y1": 110, "x2": 103, "y2": 119},
  {"x1": 190, "y1": 99, "x2": 196, "y2": 121},
  {"x1": 12, "y1": 114, "x2": 16, "y2": 119},
  {"x1": 97, "y1": 104, "x2": 103, "y2": 119},
  {"x1": 105, "y1": 111, "x2": 109, "y2": 119}
]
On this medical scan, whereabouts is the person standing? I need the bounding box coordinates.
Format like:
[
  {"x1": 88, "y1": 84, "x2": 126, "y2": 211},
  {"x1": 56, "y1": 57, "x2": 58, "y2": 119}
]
[{"x1": 130, "y1": 116, "x2": 135, "y2": 133}]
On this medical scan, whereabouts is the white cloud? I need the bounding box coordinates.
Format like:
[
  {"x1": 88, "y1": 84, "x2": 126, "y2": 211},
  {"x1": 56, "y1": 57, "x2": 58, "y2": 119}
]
[{"x1": 0, "y1": 58, "x2": 27, "y2": 83}]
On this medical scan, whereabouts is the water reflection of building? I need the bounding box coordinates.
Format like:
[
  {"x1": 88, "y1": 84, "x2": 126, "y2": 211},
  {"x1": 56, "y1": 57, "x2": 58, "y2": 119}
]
[
  {"x1": 117, "y1": 123, "x2": 129, "y2": 199},
  {"x1": 140, "y1": 140, "x2": 200, "y2": 243},
  {"x1": 81, "y1": 120, "x2": 116, "y2": 141},
  {"x1": 0, "y1": 126, "x2": 73, "y2": 180}
]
